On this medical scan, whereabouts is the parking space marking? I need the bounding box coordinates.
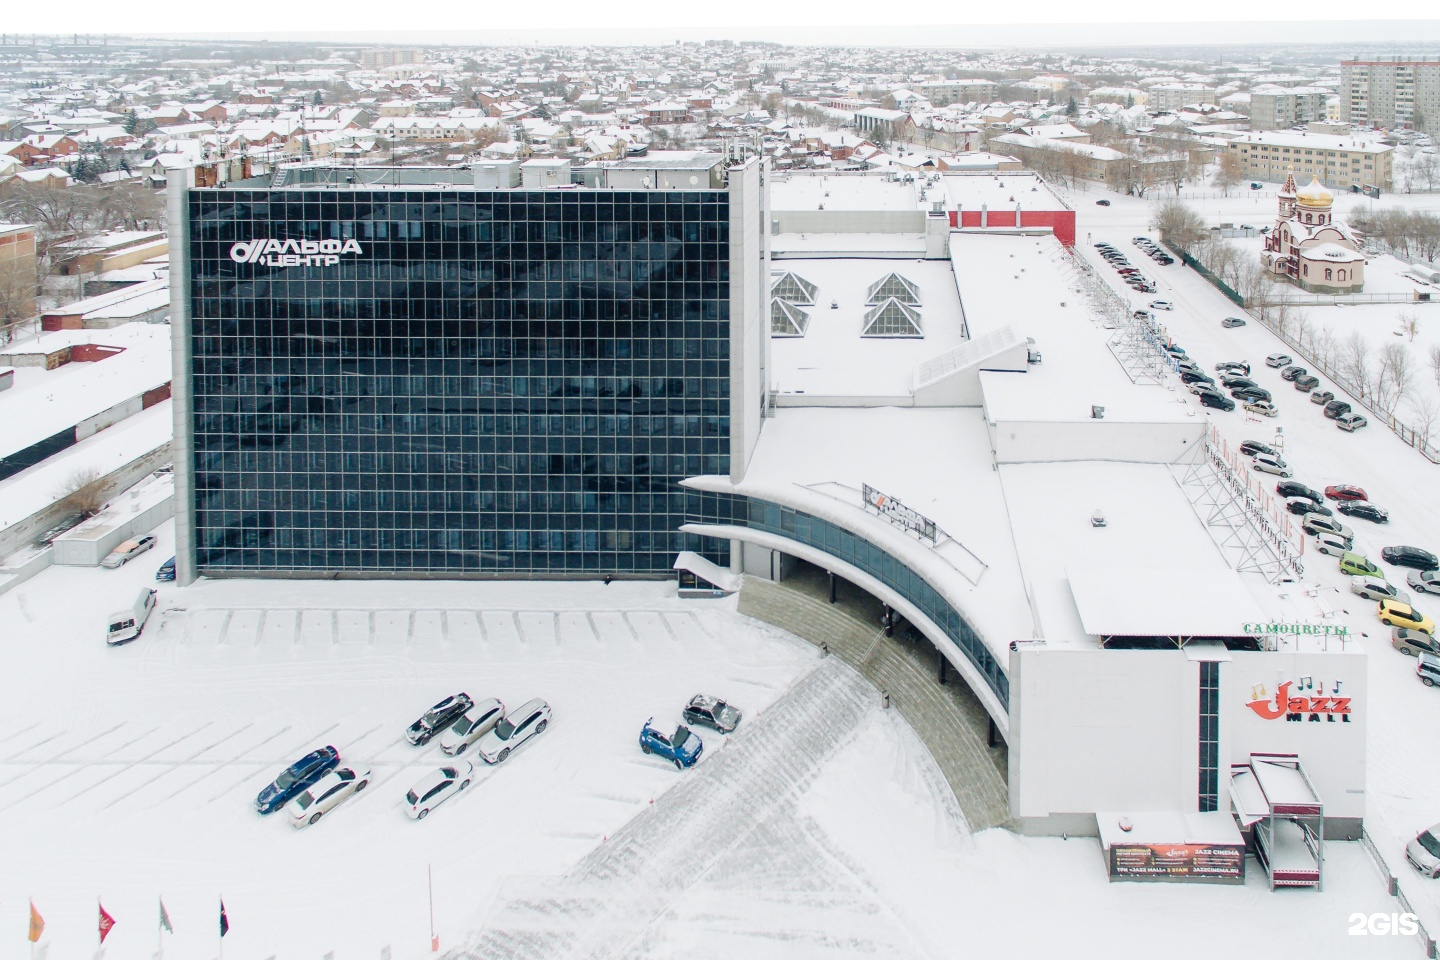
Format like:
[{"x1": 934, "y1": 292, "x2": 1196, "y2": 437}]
[
  {"x1": 0, "y1": 721, "x2": 127, "y2": 788},
  {"x1": 159, "y1": 723, "x2": 295, "y2": 802},
  {"x1": 99, "y1": 721, "x2": 259, "y2": 809},
  {"x1": 31, "y1": 721, "x2": 218, "y2": 810},
  {"x1": 202, "y1": 721, "x2": 342, "y2": 804}
]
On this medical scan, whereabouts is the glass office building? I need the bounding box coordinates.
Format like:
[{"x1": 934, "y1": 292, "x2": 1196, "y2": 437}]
[{"x1": 171, "y1": 156, "x2": 768, "y2": 580}]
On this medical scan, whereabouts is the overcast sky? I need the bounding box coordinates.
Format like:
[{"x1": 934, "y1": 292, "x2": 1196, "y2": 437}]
[{"x1": 3, "y1": 1, "x2": 1437, "y2": 45}]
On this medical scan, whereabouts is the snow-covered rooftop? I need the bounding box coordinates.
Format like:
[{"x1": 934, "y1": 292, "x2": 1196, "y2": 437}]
[{"x1": 769, "y1": 174, "x2": 922, "y2": 212}]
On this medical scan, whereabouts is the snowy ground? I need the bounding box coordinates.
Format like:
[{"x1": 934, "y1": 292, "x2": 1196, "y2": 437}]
[
  {"x1": 0, "y1": 511, "x2": 1422, "y2": 959},
  {"x1": 1078, "y1": 204, "x2": 1440, "y2": 944}
]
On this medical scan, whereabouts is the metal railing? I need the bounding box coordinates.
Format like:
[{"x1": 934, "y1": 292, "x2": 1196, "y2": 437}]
[{"x1": 1360, "y1": 827, "x2": 1440, "y2": 958}]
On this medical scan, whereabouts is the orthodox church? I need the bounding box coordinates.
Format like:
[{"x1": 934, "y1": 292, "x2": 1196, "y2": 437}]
[{"x1": 1262, "y1": 171, "x2": 1366, "y2": 293}]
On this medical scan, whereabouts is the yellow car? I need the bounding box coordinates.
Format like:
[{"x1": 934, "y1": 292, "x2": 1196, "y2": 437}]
[{"x1": 1379, "y1": 600, "x2": 1435, "y2": 635}]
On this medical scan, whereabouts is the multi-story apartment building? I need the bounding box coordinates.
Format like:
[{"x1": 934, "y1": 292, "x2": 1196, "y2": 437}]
[
  {"x1": 167, "y1": 154, "x2": 768, "y2": 583},
  {"x1": 1225, "y1": 130, "x2": 1393, "y2": 190},
  {"x1": 915, "y1": 79, "x2": 999, "y2": 106},
  {"x1": 1340, "y1": 58, "x2": 1440, "y2": 132},
  {"x1": 0, "y1": 222, "x2": 37, "y2": 327},
  {"x1": 1249, "y1": 86, "x2": 1330, "y2": 131},
  {"x1": 1148, "y1": 83, "x2": 1216, "y2": 113},
  {"x1": 360, "y1": 48, "x2": 424, "y2": 70}
]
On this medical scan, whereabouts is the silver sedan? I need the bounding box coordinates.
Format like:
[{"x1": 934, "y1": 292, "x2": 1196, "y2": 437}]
[
  {"x1": 285, "y1": 765, "x2": 371, "y2": 828},
  {"x1": 437, "y1": 698, "x2": 504, "y2": 756}
]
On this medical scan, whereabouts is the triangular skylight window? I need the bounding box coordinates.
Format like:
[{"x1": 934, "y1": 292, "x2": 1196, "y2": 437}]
[
  {"x1": 771, "y1": 298, "x2": 811, "y2": 336},
  {"x1": 865, "y1": 272, "x2": 921, "y2": 306},
  {"x1": 770, "y1": 271, "x2": 818, "y2": 305},
  {"x1": 861, "y1": 298, "x2": 923, "y2": 338}
]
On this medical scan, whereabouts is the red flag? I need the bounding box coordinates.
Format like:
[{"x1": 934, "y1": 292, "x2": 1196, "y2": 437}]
[
  {"x1": 28, "y1": 901, "x2": 44, "y2": 943},
  {"x1": 99, "y1": 901, "x2": 117, "y2": 944}
]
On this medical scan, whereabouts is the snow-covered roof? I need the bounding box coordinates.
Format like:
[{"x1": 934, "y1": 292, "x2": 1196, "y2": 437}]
[{"x1": 1066, "y1": 566, "x2": 1266, "y2": 638}]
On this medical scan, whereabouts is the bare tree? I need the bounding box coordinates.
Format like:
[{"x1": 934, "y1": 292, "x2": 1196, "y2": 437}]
[
  {"x1": 1214, "y1": 150, "x2": 1246, "y2": 197},
  {"x1": 1375, "y1": 342, "x2": 1415, "y2": 414},
  {"x1": 54, "y1": 465, "x2": 107, "y2": 518},
  {"x1": 1431, "y1": 343, "x2": 1440, "y2": 387},
  {"x1": 1341, "y1": 331, "x2": 1372, "y2": 397},
  {"x1": 1409, "y1": 392, "x2": 1440, "y2": 447},
  {"x1": 1397, "y1": 310, "x2": 1421, "y2": 342},
  {"x1": 1150, "y1": 198, "x2": 1207, "y2": 248}
]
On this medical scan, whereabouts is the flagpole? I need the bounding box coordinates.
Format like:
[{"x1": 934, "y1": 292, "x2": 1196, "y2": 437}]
[
  {"x1": 157, "y1": 897, "x2": 163, "y2": 960},
  {"x1": 428, "y1": 863, "x2": 437, "y2": 953}
]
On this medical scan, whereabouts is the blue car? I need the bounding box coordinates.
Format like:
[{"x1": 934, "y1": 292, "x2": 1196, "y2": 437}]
[
  {"x1": 256, "y1": 746, "x2": 339, "y2": 814},
  {"x1": 155, "y1": 557, "x2": 176, "y2": 581},
  {"x1": 638, "y1": 719, "x2": 702, "y2": 770}
]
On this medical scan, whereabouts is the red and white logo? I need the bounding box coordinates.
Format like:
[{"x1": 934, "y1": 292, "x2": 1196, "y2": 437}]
[{"x1": 1246, "y1": 681, "x2": 1352, "y2": 722}]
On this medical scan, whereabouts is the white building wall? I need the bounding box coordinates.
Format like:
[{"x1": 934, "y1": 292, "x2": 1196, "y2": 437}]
[
  {"x1": 771, "y1": 210, "x2": 925, "y2": 235},
  {"x1": 987, "y1": 419, "x2": 1205, "y2": 464},
  {"x1": 728, "y1": 157, "x2": 769, "y2": 484}
]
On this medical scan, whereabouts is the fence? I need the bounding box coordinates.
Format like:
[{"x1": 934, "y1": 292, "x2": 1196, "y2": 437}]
[
  {"x1": 1261, "y1": 291, "x2": 1435, "y2": 306},
  {"x1": 1165, "y1": 240, "x2": 1440, "y2": 465},
  {"x1": 1360, "y1": 827, "x2": 1440, "y2": 958}
]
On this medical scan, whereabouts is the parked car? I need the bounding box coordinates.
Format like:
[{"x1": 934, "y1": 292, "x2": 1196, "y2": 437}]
[
  {"x1": 1251, "y1": 453, "x2": 1292, "y2": 477},
  {"x1": 1239, "y1": 440, "x2": 1275, "y2": 458},
  {"x1": 1341, "y1": 553, "x2": 1383, "y2": 578},
  {"x1": 1095, "y1": 199, "x2": 1111, "y2": 206},
  {"x1": 105, "y1": 588, "x2": 157, "y2": 646},
  {"x1": 1277, "y1": 481, "x2": 1323, "y2": 502},
  {"x1": 475, "y1": 698, "x2": 551, "y2": 764},
  {"x1": 405, "y1": 692, "x2": 475, "y2": 746},
  {"x1": 100, "y1": 535, "x2": 158, "y2": 569},
  {"x1": 437, "y1": 698, "x2": 505, "y2": 756},
  {"x1": 256, "y1": 746, "x2": 340, "y2": 814},
  {"x1": 1383, "y1": 546, "x2": 1440, "y2": 570},
  {"x1": 1303, "y1": 514, "x2": 1353, "y2": 539},
  {"x1": 1216, "y1": 361, "x2": 1251, "y2": 375},
  {"x1": 1407, "y1": 822, "x2": 1440, "y2": 877},
  {"x1": 1245, "y1": 400, "x2": 1278, "y2": 417},
  {"x1": 1221, "y1": 317, "x2": 1247, "y2": 328},
  {"x1": 1325, "y1": 485, "x2": 1368, "y2": 502},
  {"x1": 155, "y1": 556, "x2": 176, "y2": 581},
  {"x1": 1350, "y1": 575, "x2": 1400, "y2": 601},
  {"x1": 1285, "y1": 497, "x2": 1332, "y2": 517},
  {"x1": 1266, "y1": 353, "x2": 1294, "y2": 368},
  {"x1": 1222, "y1": 375, "x2": 1258, "y2": 389},
  {"x1": 403, "y1": 762, "x2": 474, "y2": 820},
  {"x1": 638, "y1": 719, "x2": 704, "y2": 769},
  {"x1": 1338, "y1": 501, "x2": 1390, "y2": 524},
  {"x1": 1232, "y1": 386, "x2": 1272, "y2": 403},
  {"x1": 1337, "y1": 413, "x2": 1369, "y2": 432},
  {"x1": 1419, "y1": 652, "x2": 1440, "y2": 689},
  {"x1": 1199, "y1": 391, "x2": 1235, "y2": 411},
  {"x1": 1324, "y1": 400, "x2": 1352, "y2": 419},
  {"x1": 1182, "y1": 373, "x2": 1216, "y2": 389},
  {"x1": 1408, "y1": 570, "x2": 1440, "y2": 596},
  {"x1": 1379, "y1": 600, "x2": 1435, "y2": 635},
  {"x1": 683, "y1": 694, "x2": 743, "y2": 734},
  {"x1": 1310, "y1": 390, "x2": 1335, "y2": 406},
  {"x1": 1293, "y1": 375, "x2": 1320, "y2": 392},
  {"x1": 286, "y1": 765, "x2": 370, "y2": 828},
  {"x1": 1393, "y1": 627, "x2": 1440, "y2": 657},
  {"x1": 1280, "y1": 365, "x2": 1308, "y2": 382},
  {"x1": 1150, "y1": 300, "x2": 1174, "y2": 311},
  {"x1": 1312, "y1": 532, "x2": 1353, "y2": 557}
]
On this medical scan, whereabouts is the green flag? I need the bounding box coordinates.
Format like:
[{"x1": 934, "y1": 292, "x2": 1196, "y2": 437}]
[{"x1": 159, "y1": 898, "x2": 173, "y2": 933}]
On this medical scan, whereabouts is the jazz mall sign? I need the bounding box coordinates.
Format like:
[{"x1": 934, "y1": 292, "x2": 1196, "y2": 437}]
[
  {"x1": 1246, "y1": 680, "x2": 1353, "y2": 723},
  {"x1": 229, "y1": 238, "x2": 364, "y2": 268}
]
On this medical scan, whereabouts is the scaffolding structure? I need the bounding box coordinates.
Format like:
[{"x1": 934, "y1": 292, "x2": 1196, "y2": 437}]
[{"x1": 1174, "y1": 426, "x2": 1304, "y2": 585}]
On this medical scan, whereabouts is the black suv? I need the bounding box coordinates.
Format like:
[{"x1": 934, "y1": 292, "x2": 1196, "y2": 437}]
[
  {"x1": 1382, "y1": 546, "x2": 1439, "y2": 570},
  {"x1": 1232, "y1": 386, "x2": 1272, "y2": 403},
  {"x1": 1240, "y1": 440, "x2": 1276, "y2": 457},
  {"x1": 1324, "y1": 400, "x2": 1352, "y2": 419},
  {"x1": 1199, "y1": 391, "x2": 1235, "y2": 411},
  {"x1": 1277, "y1": 481, "x2": 1323, "y2": 503},
  {"x1": 405, "y1": 692, "x2": 475, "y2": 745}
]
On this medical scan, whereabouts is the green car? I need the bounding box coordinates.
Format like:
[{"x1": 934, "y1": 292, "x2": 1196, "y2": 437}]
[{"x1": 1340, "y1": 552, "x2": 1382, "y2": 577}]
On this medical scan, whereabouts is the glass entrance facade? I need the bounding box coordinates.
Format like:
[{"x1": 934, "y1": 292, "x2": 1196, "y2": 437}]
[{"x1": 187, "y1": 189, "x2": 732, "y2": 575}]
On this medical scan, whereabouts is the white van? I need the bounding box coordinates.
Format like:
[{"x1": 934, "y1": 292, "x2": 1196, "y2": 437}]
[{"x1": 106, "y1": 588, "x2": 157, "y2": 646}]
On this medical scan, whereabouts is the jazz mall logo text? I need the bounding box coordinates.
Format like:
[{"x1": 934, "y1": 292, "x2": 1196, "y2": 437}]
[
  {"x1": 1246, "y1": 681, "x2": 1352, "y2": 723},
  {"x1": 229, "y1": 238, "x2": 363, "y2": 267}
]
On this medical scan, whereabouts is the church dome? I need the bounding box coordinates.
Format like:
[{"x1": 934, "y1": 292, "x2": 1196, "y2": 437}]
[{"x1": 1296, "y1": 176, "x2": 1333, "y2": 208}]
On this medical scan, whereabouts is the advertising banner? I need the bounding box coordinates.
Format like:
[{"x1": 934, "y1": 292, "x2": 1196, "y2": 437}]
[{"x1": 1108, "y1": 842, "x2": 1245, "y2": 884}]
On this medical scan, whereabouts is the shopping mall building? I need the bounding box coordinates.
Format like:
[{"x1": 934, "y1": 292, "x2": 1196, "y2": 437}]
[{"x1": 169, "y1": 157, "x2": 1366, "y2": 883}]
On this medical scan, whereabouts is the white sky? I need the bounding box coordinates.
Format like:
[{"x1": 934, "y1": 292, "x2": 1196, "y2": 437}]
[{"x1": 2, "y1": 2, "x2": 1437, "y2": 44}]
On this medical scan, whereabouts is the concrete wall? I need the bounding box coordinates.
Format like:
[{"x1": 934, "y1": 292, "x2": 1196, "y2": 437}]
[
  {"x1": 728, "y1": 157, "x2": 769, "y2": 486},
  {"x1": 1009, "y1": 644, "x2": 1366, "y2": 832},
  {"x1": 988, "y1": 418, "x2": 1205, "y2": 464},
  {"x1": 771, "y1": 209, "x2": 925, "y2": 235},
  {"x1": 168, "y1": 168, "x2": 198, "y2": 586}
]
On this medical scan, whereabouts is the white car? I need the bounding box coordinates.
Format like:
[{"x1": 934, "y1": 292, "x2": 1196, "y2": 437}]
[
  {"x1": 286, "y1": 765, "x2": 370, "y2": 828},
  {"x1": 1149, "y1": 300, "x2": 1173, "y2": 311},
  {"x1": 1265, "y1": 353, "x2": 1294, "y2": 368},
  {"x1": 1337, "y1": 413, "x2": 1368, "y2": 432},
  {"x1": 404, "y1": 761, "x2": 474, "y2": 820},
  {"x1": 101, "y1": 535, "x2": 157, "y2": 569},
  {"x1": 1244, "y1": 400, "x2": 1278, "y2": 417},
  {"x1": 1302, "y1": 514, "x2": 1352, "y2": 540},
  {"x1": 1250, "y1": 453, "x2": 1293, "y2": 478},
  {"x1": 1311, "y1": 532, "x2": 1352, "y2": 557},
  {"x1": 1406, "y1": 822, "x2": 1440, "y2": 878},
  {"x1": 1409, "y1": 570, "x2": 1440, "y2": 596},
  {"x1": 475, "y1": 698, "x2": 552, "y2": 764},
  {"x1": 437, "y1": 698, "x2": 505, "y2": 756},
  {"x1": 1351, "y1": 575, "x2": 1407, "y2": 603}
]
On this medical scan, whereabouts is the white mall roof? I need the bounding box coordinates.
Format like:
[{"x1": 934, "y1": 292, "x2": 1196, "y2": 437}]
[{"x1": 1066, "y1": 566, "x2": 1266, "y2": 638}]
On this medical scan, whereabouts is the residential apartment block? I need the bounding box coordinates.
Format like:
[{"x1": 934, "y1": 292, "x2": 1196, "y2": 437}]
[
  {"x1": 916, "y1": 79, "x2": 999, "y2": 106},
  {"x1": 0, "y1": 222, "x2": 37, "y2": 325},
  {"x1": 1249, "y1": 86, "x2": 1330, "y2": 131},
  {"x1": 1148, "y1": 83, "x2": 1216, "y2": 113},
  {"x1": 1340, "y1": 58, "x2": 1440, "y2": 132},
  {"x1": 1225, "y1": 130, "x2": 1393, "y2": 190}
]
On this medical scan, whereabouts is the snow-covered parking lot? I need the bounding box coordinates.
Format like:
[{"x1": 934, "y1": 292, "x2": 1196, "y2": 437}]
[{"x1": 0, "y1": 512, "x2": 1425, "y2": 960}]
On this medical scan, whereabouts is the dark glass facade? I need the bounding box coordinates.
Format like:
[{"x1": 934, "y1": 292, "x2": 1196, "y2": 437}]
[
  {"x1": 694, "y1": 493, "x2": 1009, "y2": 709},
  {"x1": 187, "y1": 189, "x2": 733, "y2": 575},
  {"x1": 1198, "y1": 660, "x2": 1220, "y2": 812}
]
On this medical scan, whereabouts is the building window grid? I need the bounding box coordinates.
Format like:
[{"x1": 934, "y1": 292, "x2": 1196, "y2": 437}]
[
  {"x1": 189, "y1": 190, "x2": 732, "y2": 575},
  {"x1": 1198, "y1": 660, "x2": 1220, "y2": 812}
]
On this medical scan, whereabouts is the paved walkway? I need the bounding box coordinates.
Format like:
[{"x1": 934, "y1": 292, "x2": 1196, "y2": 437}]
[{"x1": 737, "y1": 567, "x2": 1010, "y2": 831}]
